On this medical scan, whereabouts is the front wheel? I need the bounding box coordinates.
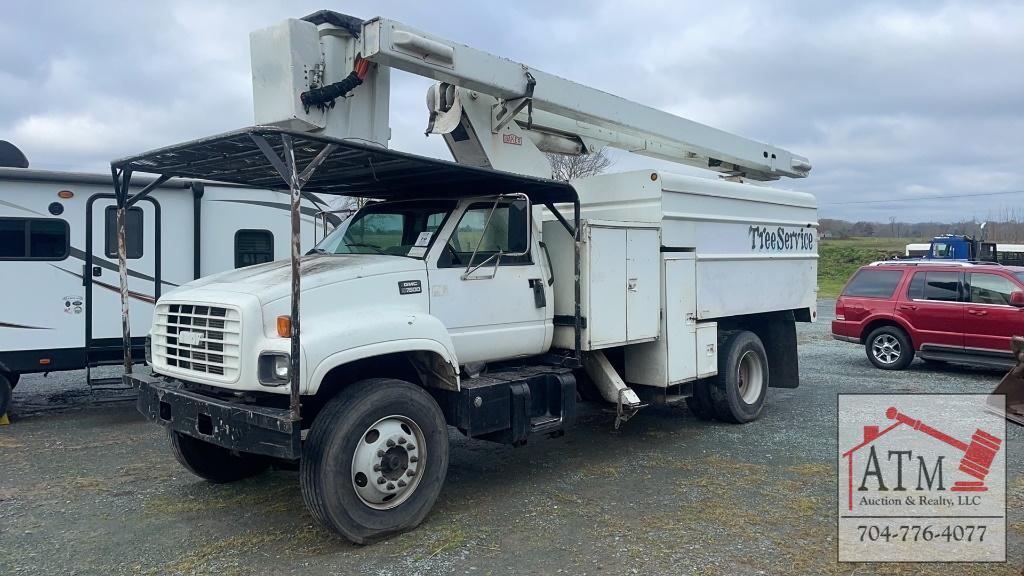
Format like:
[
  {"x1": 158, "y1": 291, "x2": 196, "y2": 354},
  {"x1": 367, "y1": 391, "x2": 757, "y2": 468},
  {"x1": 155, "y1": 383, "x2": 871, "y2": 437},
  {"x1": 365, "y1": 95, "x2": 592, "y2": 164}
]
[
  {"x1": 168, "y1": 431, "x2": 270, "y2": 483},
  {"x1": 708, "y1": 331, "x2": 769, "y2": 423},
  {"x1": 301, "y1": 378, "x2": 449, "y2": 544},
  {"x1": 865, "y1": 326, "x2": 914, "y2": 370}
]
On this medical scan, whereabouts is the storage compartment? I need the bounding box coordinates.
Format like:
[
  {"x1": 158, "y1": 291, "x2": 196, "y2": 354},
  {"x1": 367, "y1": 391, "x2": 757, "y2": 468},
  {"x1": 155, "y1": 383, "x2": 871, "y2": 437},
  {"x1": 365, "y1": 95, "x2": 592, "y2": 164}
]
[
  {"x1": 625, "y1": 253, "x2": 715, "y2": 387},
  {"x1": 544, "y1": 219, "x2": 660, "y2": 350},
  {"x1": 696, "y1": 322, "x2": 718, "y2": 378}
]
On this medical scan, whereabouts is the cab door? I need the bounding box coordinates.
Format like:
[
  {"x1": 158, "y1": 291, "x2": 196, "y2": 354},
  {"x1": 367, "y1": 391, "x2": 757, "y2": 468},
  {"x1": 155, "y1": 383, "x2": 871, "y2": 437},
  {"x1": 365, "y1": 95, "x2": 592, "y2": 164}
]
[
  {"x1": 963, "y1": 272, "x2": 1024, "y2": 353},
  {"x1": 426, "y1": 198, "x2": 550, "y2": 364}
]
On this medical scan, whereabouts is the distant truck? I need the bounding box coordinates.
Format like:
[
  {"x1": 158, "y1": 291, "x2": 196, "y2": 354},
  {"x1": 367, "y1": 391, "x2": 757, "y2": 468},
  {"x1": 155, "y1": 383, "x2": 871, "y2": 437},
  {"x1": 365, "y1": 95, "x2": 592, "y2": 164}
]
[
  {"x1": 907, "y1": 234, "x2": 1024, "y2": 266},
  {"x1": 922, "y1": 234, "x2": 996, "y2": 262}
]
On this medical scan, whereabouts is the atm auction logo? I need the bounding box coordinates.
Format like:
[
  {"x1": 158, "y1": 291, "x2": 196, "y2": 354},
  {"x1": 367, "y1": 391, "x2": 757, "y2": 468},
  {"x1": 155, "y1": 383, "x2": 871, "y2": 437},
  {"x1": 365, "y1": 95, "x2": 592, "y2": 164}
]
[{"x1": 837, "y1": 394, "x2": 1006, "y2": 563}]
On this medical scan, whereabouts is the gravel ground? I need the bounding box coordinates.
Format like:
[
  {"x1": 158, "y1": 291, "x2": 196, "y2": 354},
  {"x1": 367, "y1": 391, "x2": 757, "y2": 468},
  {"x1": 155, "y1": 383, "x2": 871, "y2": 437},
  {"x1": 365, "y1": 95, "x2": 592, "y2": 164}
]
[{"x1": 1, "y1": 300, "x2": 1020, "y2": 575}]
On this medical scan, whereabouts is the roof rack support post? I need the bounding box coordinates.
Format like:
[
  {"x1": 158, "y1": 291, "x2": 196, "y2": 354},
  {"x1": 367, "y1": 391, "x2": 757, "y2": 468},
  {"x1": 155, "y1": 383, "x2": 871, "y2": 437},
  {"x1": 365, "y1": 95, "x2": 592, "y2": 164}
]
[
  {"x1": 112, "y1": 166, "x2": 134, "y2": 375},
  {"x1": 249, "y1": 132, "x2": 336, "y2": 423},
  {"x1": 282, "y1": 135, "x2": 303, "y2": 423}
]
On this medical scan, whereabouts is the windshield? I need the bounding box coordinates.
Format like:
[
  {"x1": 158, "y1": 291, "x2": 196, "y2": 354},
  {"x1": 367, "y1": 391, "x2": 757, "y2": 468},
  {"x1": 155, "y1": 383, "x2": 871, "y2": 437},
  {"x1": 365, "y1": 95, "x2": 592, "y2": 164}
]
[
  {"x1": 1016, "y1": 272, "x2": 1024, "y2": 284},
  {"x1": 312, "y1": 201, "x2": 454, "y2": 258}
]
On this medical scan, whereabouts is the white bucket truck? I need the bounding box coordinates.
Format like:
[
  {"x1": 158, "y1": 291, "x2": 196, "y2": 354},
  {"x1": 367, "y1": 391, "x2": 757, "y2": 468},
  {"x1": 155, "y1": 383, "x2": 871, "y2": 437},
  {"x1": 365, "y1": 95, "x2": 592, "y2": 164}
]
[{"x1": 116, "y1": 10, "x2": 817, "y2": 542}]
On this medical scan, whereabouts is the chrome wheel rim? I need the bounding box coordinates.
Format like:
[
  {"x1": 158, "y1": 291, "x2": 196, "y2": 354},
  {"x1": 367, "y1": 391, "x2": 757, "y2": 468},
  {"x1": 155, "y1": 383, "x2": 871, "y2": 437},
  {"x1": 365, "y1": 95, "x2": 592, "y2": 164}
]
[
  {"x1": 351, "y1": 415, "x2": 426, "y2": 510},
  {"x1": 736, "y1": 350, "x2": 765, "y2": 404},
  {"x1": 872, "y1": 334, "x2": 902, "y2": 365}
]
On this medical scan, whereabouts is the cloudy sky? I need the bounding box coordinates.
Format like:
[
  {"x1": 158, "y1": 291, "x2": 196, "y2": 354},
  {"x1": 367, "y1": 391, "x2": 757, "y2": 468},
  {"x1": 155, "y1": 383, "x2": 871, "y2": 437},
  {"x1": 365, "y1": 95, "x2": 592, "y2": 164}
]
[{"x1": 3, "y1": 1, "x2": 1023, "y2": 222}]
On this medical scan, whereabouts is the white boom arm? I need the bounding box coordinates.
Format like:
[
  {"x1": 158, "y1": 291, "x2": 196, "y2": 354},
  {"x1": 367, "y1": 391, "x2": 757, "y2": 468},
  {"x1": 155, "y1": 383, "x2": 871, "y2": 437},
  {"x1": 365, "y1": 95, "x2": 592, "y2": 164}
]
[
  {"x1": 359, "y1": 17, "x2": 809, "y2": 181},
  {"x1": 250, "y1": 12, "x2": 810, "y2": 181}
]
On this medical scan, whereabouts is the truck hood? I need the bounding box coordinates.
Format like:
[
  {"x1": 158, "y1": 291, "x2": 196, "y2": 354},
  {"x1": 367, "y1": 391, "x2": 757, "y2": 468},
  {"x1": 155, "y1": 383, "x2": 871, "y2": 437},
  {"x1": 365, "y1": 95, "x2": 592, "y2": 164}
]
[{"x1": 164, "y1": 254, "x2": 427, "y2": 304}]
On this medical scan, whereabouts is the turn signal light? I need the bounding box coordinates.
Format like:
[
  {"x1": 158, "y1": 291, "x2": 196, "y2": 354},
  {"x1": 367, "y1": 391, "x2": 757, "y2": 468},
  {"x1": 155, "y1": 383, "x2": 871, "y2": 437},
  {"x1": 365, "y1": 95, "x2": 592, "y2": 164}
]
[
  {"x1": 58, "y1": 190, "x2": 74, "y2": 199},
  {"x1": 276, "y1": 315, "x2": 291, "y2": 338},
  {"x1": 39, "y1": 358, "x2": 51, "y2": 365}
]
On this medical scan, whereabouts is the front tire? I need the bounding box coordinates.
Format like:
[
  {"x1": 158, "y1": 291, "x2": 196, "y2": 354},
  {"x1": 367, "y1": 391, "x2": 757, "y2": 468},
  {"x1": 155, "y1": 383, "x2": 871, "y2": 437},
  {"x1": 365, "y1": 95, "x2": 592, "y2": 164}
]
[
  {"x1": 709, "y1": 331, "x2": 769, "y2": 423},
  {"x1": 865, "y1": 326, "x2": 914, "y2": 370},
  {"x1": 168, "y1": 431, "x2": 270, "y2": 483},
  {"x1": 301, "y1": 378, "x2": 449, "y2": 544}
]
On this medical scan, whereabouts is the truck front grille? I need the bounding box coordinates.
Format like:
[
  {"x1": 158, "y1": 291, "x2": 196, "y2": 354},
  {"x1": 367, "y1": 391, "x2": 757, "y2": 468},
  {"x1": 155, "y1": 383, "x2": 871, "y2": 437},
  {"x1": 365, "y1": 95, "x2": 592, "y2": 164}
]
[{"x1": 153, "y1": 303, "x2": 241, "y2": 382}]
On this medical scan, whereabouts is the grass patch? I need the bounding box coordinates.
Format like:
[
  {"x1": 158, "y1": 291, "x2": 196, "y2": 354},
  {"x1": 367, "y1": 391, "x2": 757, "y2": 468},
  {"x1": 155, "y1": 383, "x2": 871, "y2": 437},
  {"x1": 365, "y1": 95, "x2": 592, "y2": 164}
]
[{"x1": 817, "y1": 237, "x2": 926, "y2": 298}]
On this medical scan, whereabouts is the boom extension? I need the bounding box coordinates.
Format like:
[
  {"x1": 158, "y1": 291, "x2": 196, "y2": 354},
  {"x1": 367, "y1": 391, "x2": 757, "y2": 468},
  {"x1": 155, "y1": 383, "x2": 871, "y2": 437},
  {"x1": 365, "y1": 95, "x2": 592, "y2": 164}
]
[{"x1": 359, "y1": 16, "x2": 810, "y2": 181}]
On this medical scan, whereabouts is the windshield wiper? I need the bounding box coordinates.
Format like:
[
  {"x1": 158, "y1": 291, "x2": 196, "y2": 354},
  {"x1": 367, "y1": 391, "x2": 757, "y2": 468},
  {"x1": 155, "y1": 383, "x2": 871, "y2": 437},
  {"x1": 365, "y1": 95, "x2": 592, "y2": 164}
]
[
  {"x1": 306, "y1": 247, "x2": 328, "y2": 255},
  {"x1": 345, "y1": 242, "x2": 387, "y2": 254}
]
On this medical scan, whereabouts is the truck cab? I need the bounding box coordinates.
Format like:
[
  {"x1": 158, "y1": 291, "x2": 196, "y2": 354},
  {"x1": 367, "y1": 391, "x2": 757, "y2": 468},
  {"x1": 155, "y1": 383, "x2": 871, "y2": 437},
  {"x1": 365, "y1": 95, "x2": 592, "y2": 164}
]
[
  {"x1": 150, "y1": 194, "x2": 553, "y2": 398},
  {"x1": 926, "y1": 234, "x2": 997, "y2": 262}
]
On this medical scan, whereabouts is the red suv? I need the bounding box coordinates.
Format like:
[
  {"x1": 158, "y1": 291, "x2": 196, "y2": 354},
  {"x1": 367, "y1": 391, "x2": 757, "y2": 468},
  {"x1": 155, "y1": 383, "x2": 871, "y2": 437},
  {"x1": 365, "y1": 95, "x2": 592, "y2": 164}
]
[{"x1": 831, "y1": 261, "x2": 1024, "y2": 370}]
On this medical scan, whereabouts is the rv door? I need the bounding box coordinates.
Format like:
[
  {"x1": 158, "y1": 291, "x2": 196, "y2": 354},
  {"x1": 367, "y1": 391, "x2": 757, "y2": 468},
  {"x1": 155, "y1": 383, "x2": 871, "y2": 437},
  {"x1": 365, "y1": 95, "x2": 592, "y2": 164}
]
[{"x1": 85, "y1": 195, "x2": 161, "y2": 360}]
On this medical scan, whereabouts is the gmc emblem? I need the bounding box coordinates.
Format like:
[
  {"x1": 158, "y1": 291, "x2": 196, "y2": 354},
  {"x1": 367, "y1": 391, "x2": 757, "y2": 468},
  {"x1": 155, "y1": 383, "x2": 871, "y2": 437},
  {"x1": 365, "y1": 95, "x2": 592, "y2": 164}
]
[{"x1": 502, "y1": 133, "x2": 522, "y2": 146}]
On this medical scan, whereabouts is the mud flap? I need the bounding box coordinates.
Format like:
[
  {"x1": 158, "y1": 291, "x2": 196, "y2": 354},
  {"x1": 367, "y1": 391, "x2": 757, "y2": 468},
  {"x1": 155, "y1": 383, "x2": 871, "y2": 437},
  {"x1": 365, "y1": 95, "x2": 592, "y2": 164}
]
[{"x1": 990, "y1": 336, "x2": 1024, "y2": 426}]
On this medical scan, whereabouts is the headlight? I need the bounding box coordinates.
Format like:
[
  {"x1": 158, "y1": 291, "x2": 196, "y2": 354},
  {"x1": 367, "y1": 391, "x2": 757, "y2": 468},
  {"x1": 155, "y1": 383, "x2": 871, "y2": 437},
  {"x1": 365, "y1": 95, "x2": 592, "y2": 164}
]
[{"x1": 258, "y1": 353, "x2": 290, "y2": 387}]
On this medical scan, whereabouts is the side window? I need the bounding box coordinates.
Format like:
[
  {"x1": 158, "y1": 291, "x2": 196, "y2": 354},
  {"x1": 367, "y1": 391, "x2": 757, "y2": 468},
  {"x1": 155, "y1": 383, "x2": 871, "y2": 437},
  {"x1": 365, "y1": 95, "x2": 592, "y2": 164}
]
[
  {"x1": 0, "y1": 218, "x2": 69, "y2": 260},
  {"x1": 443, "y1": 202, "x2": 530, "y2": 267},
  {"x1": 922, "y1": 271, "x2": 960, "y2": 302},
  {"x1": 932, "y1": 243, "x2": 951, "y2": 258},
  {"x1": 426, "y1": 212, "x2": 446, "y2": 233},
  {"x1": 907, "y1": 271, "x2": 925, "y2": 300},
  {"x1": 0, "y1": 219, "x2": 27, "y2": 258},
  {"x1": 968, "y1": 273, "x2": 1020, "y2": 306},
  {"x1": 104, "y1": 206, "x2": 143, "y2": 259},
  {"x1": 235, "y1": 229, "x2": 274, "y2": 268},
  {"x1": 842, "y1": 269, "x2": 903, "y2": 298}
]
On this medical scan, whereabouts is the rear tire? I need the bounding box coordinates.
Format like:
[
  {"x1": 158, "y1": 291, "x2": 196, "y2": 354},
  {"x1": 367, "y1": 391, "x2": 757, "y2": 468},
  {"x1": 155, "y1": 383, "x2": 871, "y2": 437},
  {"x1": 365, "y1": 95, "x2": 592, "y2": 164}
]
[
  {"x1": 300, "y1": 378, "x2": 448, "y2": 544},
  {"x1": 4, "y1": 372, "x2": 18, "y2": 390},
  {"x1": 708, "y1": 331, "x2": 769, "y2": 424},
  {"x1": 168, "y1": 431, "x2": 270, "y2": 483},
  {"x1": 0, "y1": 373, "x2": 12, "y2": 418},
  {"x1": 865, "y1": 326, "x2": 914, "y2": 370}
]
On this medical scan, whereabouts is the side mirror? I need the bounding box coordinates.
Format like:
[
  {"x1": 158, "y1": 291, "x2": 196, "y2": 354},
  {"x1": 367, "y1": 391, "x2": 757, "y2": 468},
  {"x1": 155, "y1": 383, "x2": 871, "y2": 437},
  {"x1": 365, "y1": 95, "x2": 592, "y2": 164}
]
[{"x1": 1011, "y1": 292, "x2": 1024, "y2": 307}]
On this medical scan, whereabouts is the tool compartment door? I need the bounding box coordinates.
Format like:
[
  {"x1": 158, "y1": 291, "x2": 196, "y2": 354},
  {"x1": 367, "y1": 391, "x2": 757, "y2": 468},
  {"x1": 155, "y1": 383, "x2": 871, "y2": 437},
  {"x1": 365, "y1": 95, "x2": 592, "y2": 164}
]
[
  {"x1": 586, "y1": 226, "x2": 627, "y2": 348},
  {"x1": 626, "y1": 228, "x2": 660, "y2": 341}
]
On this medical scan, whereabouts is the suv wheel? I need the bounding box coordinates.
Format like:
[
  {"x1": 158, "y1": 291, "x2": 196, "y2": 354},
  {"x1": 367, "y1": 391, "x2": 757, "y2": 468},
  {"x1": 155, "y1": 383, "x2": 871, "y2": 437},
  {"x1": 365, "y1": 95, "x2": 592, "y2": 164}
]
[{"x1": 865, "y1": 326, "x2": 914, "y2": 370}]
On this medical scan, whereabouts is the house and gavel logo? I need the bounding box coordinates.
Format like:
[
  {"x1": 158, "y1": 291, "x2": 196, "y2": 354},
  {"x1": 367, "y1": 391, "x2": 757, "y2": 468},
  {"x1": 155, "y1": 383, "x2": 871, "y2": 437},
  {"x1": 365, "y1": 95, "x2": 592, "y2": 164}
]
[{"x1": 841, "y1": 406, "x2": 1003, "y2": 511}]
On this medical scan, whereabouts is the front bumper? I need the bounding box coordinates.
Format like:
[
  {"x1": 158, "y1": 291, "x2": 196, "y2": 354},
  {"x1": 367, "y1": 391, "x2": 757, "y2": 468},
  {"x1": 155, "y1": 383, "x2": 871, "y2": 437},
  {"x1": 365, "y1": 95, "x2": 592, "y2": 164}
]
[{"x1": 129, "y1": 372, "x2": 300, "y2": 460}]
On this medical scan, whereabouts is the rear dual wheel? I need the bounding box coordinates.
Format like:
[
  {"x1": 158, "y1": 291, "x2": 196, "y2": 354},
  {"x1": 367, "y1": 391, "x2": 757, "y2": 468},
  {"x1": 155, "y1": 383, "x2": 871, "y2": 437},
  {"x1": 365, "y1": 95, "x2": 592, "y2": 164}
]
[
  {"x1": 687, "y1": 331, "x2": 769, "y2": 424},
  {"x1": 301, "y1": 378, "x2": 448, "y2": 544}
]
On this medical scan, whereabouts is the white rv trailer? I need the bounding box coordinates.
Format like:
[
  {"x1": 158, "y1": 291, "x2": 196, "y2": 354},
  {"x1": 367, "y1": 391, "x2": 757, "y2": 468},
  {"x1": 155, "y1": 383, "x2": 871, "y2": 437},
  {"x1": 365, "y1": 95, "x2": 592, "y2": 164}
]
[{"x1": 0, "y1": 166, "x2": 333, "y2": 413}]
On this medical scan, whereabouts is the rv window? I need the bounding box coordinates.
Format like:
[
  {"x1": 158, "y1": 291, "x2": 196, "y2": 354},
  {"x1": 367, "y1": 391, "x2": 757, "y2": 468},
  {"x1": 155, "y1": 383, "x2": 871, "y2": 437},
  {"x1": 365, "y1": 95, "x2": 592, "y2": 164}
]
[
  {"x1": 0, "y1": 218, "x2": 69, "y2": 260},
  {"x1": 235, "y1": 229, "x2": 275, "y2": 268},
  {"x1": 104, "y1": 206, "x2": 143, "y2": 259}
]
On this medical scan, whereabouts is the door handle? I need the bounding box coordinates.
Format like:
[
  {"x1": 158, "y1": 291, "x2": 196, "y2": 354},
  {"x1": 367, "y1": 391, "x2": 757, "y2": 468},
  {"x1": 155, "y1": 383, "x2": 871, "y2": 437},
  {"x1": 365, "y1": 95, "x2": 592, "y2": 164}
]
[
  {"x1": 898, "y1": 304, "x2": 917, "y2": 311},
  {"x1": 967, "y1": 309, "x2": 987, "y2": 316},
  {"x1": 528, "y1": 278, "x2": 546, "y2": 308}
]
